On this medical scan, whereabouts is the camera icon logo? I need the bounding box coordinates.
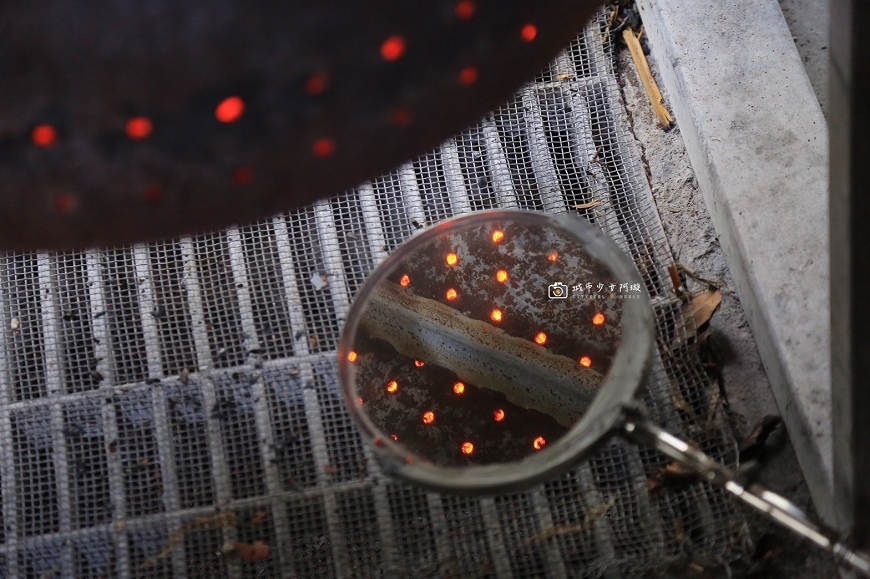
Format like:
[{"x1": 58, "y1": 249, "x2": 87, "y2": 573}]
[{"x1": 548, "y1": 282, "x2": 569, "y2": 299}]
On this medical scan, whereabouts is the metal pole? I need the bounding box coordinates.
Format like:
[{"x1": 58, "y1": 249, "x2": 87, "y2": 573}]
[{"x1": 830, "y1": 0, "x2": 870, "y2": 551}]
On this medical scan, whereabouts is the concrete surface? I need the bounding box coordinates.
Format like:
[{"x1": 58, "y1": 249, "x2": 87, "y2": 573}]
[
  {"x1": 779, "y1": 0, "x2": 829, "y2": 116},
  {"x1": 633, "y1": 0, "x2": 833, "y2": 529},
  {"x1": 616, "y1": 37, "x2": 838, "y2": 579}
]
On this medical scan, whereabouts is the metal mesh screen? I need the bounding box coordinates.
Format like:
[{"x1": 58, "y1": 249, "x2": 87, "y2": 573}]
[{"x1": 0, "y1": 11, "x2": 749, "y2": 578}]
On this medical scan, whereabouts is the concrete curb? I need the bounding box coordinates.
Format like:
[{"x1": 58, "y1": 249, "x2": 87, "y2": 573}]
[{"x1": 634, "y1": 0, "x2": 833, "y2": 521}]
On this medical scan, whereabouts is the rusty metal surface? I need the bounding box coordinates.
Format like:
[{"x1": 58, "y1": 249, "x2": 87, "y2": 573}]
[{"x1": 0, "y1": 0, "x2": 601, "y2": 251}]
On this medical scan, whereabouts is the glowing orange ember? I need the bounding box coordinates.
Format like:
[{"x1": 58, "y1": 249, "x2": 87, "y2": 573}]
[
  {"x1": 492, "y1": 230, "x2": 505, "y2": 243},
  {"x1": 490, "y1": 309, "x2": 503, "y2": 323},
  {"x1": 593, "y1": 313, "x2": 606, "y2": 326},
  {"x1": 216, "y1": 96, "x2": 245, "y2": 123},
  {"x1": 533, "y1": 436, "x2": 546, "y2": 450},
  {"x1": 233, "y1": 166, "x2": 255, "y2": 186},
  {"x1": 455, "y1": 0, "x2": 475, "y2": 19},
  {"x1": 126, "y1": 117, "x2": 153, "y2": 140},
  {"x1": 54, "y1": 193, "x2": 76, "y2": 214},
  {"x1": 313, "y1": 138, "x2": 336, "y2": 159},
  {"x1": 534, "y1": 332, "x2": 547, "y2": 345},
  {"x1": 32, "y1": 125, "x2": 57, "y2": 147},
  {"x1": 386, "y1": 381, "x2": 399, "y2": 393},
  {"x1": 391, "y1": 434, "x2": 398, "y2": 441},
  {"x1": 305, "y1": 74, "x2": 328, "y2": 96},
  {"x1": 446, "y1": 252, "x2": 459, "y2": 266},
  {"x1": 422, "y1": 411, "x2": 435, "y2": 424},
  {"x1": 143, "y1": 184, "x2": 162, "y2": 204},
  {"x1": 548, "y1": 252, "x2": 558, "y2": 262},
  {"x1": 391, "y1": 107, "x2": 413, "y2": 127},
  {"x1": 348, "y1": 351, "x2": 358, "y2": 363},
  {"x1": 414, "y1": 360, "x2": 425, "y2": 368},
  {"x1": 521, "y1": 24, "x2": 538, "y2": 42},
  {"x1": 461, "y1": 442, "x2": 474, "y2": 455},
  {"x1": 459, "y1": 66, "x2": 478, "y2": 86},
  {"x1": 357, "y1": 397, "x2": 363, "y2": 406},
  {"x1": 453, "y1": 382, "x2": 465, "y2": 395},
  {"x1": 400, "y1": 274, "x2": 411, "y2": 287},
  {"x1": 493, "y1": 409, "x2": 505, "y2": 422},
  {"x1": 579, "y1": 356, "x2": 592, "y2": 368},
  {"x1": 381, "y1": 35, "x2": 406, "y2": 61},
  {"x1": 446, "y1": 288, "x2": 458, "y2": 301},
  {"x1": 496, "y1": 270, "x2": 508, "y2": 283}
]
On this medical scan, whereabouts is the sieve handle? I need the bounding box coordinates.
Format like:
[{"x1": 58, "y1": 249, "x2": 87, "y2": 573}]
[{"x1": 623, "y1": 418, "x2": 870, "y2": 576}]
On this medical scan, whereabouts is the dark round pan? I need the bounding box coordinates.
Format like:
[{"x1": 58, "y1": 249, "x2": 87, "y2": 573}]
[{"x1": 0, "y1": 0, "x2": 602, "y2": 250}]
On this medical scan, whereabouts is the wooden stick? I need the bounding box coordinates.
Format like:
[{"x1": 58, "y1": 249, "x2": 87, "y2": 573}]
[{"x1": 623, "y1": 28, "x2": 674, "y2": 127}]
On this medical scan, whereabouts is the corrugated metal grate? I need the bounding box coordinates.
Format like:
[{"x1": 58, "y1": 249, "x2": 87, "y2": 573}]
[{"x1": 0, "y1": 11, "x2": 748, "y2": 578}]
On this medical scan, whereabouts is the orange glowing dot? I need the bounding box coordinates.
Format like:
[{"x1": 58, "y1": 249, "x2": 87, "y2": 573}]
[
  {"x1": 492, "y1": 230, "x2": 504, "y2": 243},
  {"x1": 548, "y1": 252, "x2": 558, "y2": 262},
  {"x1": 446, "y1": 288, "x2": 458, "y2": 301},
  {"x1": 386, "y1": 380, "x2": 399, "y2": 393},
  {"x1": 593, "y1": 313, "x2": 606, "y2": 326},
  {"x1": 143, "y1": 184, "x2": 162, "y2": 204},
  {"x1": 381, "y1": 35, "x2": 406, "y2": 61},
  {"x1": 455, "y1": 0, "x2": 476, "y2": 19},
  {"x1": 414, "y1": 360, "x2": 425, "y2": 368},
  {"x1": 493, "y1": 409, "x2": 505, "y2": 422},
  {"x1": 453, "y1": 382, "x2": 465, "y2": 395},
  {"x1": 422, "y1": 411, "x2": 435, "y2": 424},
  {"x1": 233, "y1": 166, "x2": 255, "y2": 186},
  {"x1": 54, "y1": 193, "x2": 77, "y2": 214},
  {"x1": 490, "y1": 309, "x2": 503, "y2": 323},
  {"x1": 400, "y1": 274, "x2": 411, "y2": 287},
  {"x1": 125, "y1": 117, "x2": 153, "y2": 140},
  {"x1": 461, "y1": 442, "x2": 474, "y2": 455},
  {"x1": 496, "y1": 270, "x2": 508, "y2": 283},
  {"x1": 446, "y1": 253, "x2": 458, "y2": 266},
  {"x1": 313, "y1": 138, "x2": 336, "y2": 159},
  {"x1": 391, "y1": 434, "x2": 398, "y2": 441},
  {"x1": 459, "y1": 66, "x2": 478, "y2": 86},
  {"x1": 521, "y1": 24, "x2": 538, "y2": 42},
  {"x1": 32, "y1": 124, "x2": 58, "y2": 147},
  {"x1": 391, "y1": 107, "x2": 413, "y2": 127},
  {"x1": 533, "y1": 436, "x2": 546, "y2": 450},
  {"x1": 215, "y1": 96, "x2": 245, "y2": 123},
  {"x1": 534, "y1": 332, "x2": 547, "y2": 345},
  {"x1": 579, "y1": 356, "x2": 592, "y2": 368},
  {"x1": 357, "y1": 397, "x2": 363, "y2": 405},
  {"x1": 305, "y1": 74, "x2": 328, "y2": 96},
  {"x1": 348, "y1": 351, "x2": 358, "y2": 363}
]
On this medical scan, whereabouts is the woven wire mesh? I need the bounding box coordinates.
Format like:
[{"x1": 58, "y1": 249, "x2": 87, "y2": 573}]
[{"x1": 0, "y1": 11, "x2": 749, "y2": 578}]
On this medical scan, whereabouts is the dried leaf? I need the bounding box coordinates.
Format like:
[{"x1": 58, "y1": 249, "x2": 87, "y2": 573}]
[
  {"x1": 234, "y1": 540, "x2": 270, "y2": 563},
  {"x1": 663, "y1": 461, "x2": 696, "y2": 480},
  {"x1": 690, "y1": 290, "x2": 722, "y2": 328},
  {"x1": 739, "y1": 416, "x2": 784, "y2": 462},
  {"x1": 623, "y1": 28, "x2": 673, "y2": 127},
  {"x1": 706, "y1": 381, "x2": 721, "y2": 425},
  {"x1": 667, "y1": 264, "x2": 683, "y2": 294},
  {"x1": 674, "y1": 517, "x2": 684, "y2": 542},
  {"x1": 584, "y1": 496, "x2": 616, "y2": 524},
  {"x1": 573, "y1": 200, "x2": 602, "y2": 210},
  {"x1": 250, "y1": 510, "x2": 268, "y2": 526}
]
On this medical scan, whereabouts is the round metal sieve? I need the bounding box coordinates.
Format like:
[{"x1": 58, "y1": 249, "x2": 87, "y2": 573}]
[{"x1": 339, "y1": 209, "x2": 870, "y2": 576}]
